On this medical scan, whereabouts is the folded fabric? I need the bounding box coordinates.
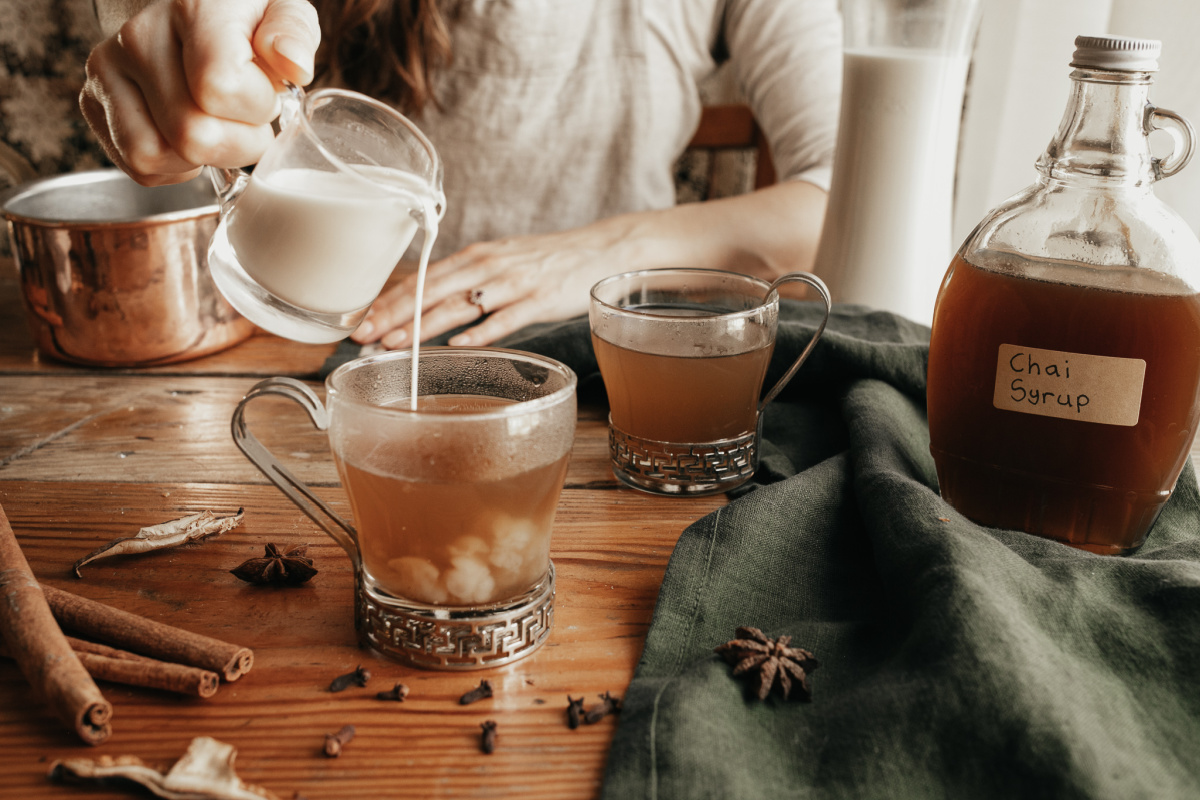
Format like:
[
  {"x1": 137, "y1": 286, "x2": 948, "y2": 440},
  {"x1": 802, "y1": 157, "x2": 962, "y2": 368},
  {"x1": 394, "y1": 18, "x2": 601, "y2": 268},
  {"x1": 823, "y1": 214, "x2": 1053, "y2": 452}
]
[{"x1": 504, "y1": 302, "x2": 1200, "y2": 800}]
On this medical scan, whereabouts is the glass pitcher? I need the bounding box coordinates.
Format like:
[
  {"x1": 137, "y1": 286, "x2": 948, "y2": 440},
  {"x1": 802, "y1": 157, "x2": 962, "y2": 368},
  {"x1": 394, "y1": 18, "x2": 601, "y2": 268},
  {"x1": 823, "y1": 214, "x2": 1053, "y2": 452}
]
[
  {"x1": 207, "y1": 84, "x2": 445, "y2": 344},
  {"x1": 926, "y1": 35, "x2": 1200, "y2": 555}
]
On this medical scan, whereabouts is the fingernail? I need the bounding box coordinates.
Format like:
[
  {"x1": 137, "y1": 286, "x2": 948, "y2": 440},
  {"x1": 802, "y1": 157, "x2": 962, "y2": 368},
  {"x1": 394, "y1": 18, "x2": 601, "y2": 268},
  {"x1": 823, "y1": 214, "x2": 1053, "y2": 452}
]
[
  {"x1": 273, "y1": 35, "x2": 314, "y2": 81},
  {"x1": 448, "y1": 333, "x2": 470, "y2": 346},
  {"x1": 383, "y1": 330, "x2": 408, "y2": 348},
  {"x1": 355, "y1": 320, "x2": 374, "y2": 339}
]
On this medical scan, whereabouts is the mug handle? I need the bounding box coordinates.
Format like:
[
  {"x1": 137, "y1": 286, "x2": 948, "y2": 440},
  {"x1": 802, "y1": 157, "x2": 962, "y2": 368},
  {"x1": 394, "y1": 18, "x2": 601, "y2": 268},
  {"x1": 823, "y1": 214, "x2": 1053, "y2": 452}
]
[
  {"x1": 758, "y1": 272, "x2": 832, "y2": 412},
  {"x1": 230, "y1": 377, "x2": 361, "y2": 569}
]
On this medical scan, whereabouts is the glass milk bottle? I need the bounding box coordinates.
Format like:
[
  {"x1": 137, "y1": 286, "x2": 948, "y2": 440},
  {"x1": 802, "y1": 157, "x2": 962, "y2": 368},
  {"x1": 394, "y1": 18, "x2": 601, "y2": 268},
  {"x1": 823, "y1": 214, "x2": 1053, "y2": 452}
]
[
  {"x1": 926, "y1": 35, "x2": 1200, "y2": 555},
  {"x1": 812, "y1": 0, "x2": 981, "y2": 325}
]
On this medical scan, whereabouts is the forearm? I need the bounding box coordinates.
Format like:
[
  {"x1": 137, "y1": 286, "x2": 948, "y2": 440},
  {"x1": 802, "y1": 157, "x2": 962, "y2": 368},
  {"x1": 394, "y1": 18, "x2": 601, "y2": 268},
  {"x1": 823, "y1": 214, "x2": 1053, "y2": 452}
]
[
  {"x1": 618, "y1": 180, "x2": 828, "y2": 281},
  {"x1": 94, "y1": 0, "x2": 158, "y2": 35}
]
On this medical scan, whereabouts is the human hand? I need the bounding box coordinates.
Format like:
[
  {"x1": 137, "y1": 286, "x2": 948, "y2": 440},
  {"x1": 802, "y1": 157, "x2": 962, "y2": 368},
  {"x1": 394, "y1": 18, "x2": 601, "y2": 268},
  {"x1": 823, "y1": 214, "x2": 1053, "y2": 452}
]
[
  {"x1": 351, "y1": 215, "x2": 645, "y2": 349},
  {"x1": 80, "y1": 0, "x2": 320, "y2": 186}
]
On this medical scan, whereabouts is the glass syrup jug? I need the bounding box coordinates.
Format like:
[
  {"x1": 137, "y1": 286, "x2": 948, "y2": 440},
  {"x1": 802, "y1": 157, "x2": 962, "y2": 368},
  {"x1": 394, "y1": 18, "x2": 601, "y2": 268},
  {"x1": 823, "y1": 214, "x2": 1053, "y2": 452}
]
[{"x1": 926, "y1": 35, "x2": 1200, "y2": 555}]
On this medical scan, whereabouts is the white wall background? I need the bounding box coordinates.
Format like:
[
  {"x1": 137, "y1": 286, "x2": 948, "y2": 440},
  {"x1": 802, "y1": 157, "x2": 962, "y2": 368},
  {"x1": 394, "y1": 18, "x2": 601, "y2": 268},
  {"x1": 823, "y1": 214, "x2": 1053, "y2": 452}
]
[{"x1": 955, "y1": 0, "x2": 1200, "y2": 244}]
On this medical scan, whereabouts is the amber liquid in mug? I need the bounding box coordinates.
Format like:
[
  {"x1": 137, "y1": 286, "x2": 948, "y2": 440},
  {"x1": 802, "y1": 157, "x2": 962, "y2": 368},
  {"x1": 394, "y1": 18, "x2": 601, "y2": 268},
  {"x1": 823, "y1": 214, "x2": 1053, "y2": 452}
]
[
  {"x1": 592, "y1": 326, "x2": 773, "y2": 443},
  {"x1": 927, "y1": 254, "x2": 1200, "y2": 553},
  {"x1": 335, "y1": 395, "x2": 569, "y2": 606}
]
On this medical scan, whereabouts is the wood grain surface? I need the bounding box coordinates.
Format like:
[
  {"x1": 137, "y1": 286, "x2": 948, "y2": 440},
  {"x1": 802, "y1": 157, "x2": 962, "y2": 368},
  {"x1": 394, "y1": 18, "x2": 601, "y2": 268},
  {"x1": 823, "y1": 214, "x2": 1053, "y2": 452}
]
[{"x1": 0, "y1": 260, "x2": 725, "y2": 799}]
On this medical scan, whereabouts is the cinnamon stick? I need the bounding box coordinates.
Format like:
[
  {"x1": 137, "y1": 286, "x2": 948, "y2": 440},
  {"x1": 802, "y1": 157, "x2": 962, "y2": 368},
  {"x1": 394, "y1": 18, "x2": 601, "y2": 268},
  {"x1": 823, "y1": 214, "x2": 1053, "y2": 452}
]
[
  {"x1": 1, "y1": 636, "x2": 221, "y2": 698},
  {"x1": 75, "y1": 651, "x2": 220, "y2": 698},
  {"x1": 68, "y1": 638, "x2": 220, "y2": 698},
  {"x1": 41, "y1": 584, "x2": 254, "y2": 681},
  {"x1": 0, "y1": 504, "x2": 112, "y2": 745}
]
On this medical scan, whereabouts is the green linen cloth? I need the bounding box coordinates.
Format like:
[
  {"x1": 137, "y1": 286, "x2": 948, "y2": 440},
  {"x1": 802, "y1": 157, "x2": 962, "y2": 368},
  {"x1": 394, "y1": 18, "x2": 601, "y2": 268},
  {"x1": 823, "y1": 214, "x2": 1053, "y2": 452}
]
[{"x1": 499, "y1": 302, "x2": 1200, "y2": 800}]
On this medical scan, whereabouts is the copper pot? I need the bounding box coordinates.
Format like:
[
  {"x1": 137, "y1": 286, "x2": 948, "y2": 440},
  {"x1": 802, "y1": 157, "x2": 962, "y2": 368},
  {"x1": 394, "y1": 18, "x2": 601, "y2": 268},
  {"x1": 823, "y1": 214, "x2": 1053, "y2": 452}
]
[{"x1": 2, "y1": 169, "x2": 254, "y2": 367}]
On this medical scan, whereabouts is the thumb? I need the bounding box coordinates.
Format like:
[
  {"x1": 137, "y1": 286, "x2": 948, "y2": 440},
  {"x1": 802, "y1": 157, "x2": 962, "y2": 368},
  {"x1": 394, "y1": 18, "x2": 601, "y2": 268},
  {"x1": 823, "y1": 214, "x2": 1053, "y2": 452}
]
[{"x1": 253, "y1": 0, "x2": 321, "y2": 86}]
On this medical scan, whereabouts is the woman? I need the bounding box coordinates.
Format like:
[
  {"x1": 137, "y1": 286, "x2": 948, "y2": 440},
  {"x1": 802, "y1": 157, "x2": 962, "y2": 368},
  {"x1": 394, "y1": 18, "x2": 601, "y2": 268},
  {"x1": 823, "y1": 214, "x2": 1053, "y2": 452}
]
[{"x1": 81, "y1": 0, "x2": 840, "y2": 347}]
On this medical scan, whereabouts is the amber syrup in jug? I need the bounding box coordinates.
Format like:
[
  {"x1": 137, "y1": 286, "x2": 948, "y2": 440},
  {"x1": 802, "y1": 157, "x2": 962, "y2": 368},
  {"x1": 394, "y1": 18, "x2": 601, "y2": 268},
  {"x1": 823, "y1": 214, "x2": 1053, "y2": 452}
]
[{"x1": 927, "y1": 35, "x2": 1200, "y2": 554}]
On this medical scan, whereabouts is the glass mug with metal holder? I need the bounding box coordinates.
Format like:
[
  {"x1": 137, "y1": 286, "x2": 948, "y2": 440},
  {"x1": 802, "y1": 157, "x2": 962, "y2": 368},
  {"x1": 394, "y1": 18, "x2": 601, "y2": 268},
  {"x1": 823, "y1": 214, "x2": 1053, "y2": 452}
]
[
  {"x1": 208, "y1": 82, "x2": 446, "y2": 344},
  {"x1": 589, "y1": 268, "x2": 832, "y2": 495},
  {"x1": 231, "y1": 348, "x2": 578, "y2": 669}
]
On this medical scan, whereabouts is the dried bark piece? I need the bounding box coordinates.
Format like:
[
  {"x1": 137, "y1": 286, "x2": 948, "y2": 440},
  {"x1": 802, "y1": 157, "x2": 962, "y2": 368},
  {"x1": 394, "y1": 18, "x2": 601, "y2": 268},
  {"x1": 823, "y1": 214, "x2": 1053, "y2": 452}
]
[
  {"x1": 714, "y1": 626, "x2": 820, "y2": 702},
  {"x1": 49, "y1": 736, "x2": 279, "y2": 799},
  {"x1": 73, "y1": 509, "x2": 245, "y2": 577},
  {"x1": 230, "y1": 544, "x2": 318, "y2": 586}
]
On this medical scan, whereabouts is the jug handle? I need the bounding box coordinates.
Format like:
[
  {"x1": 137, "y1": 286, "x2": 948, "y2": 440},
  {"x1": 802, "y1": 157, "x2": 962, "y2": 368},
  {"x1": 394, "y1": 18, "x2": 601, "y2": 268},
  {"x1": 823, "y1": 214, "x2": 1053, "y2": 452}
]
[
  {"x1": 207, "y1": 82, "x2": 307, "y2": 209},
  {"x1": 758, "y1": 272, "x2": 832, "y2": 412},
  {"x1": 230, "y1": 376, "x2": 361, "y2": 569},
  {"x1": 1147, "y1": 105, "x2": 1195, "y2": 180}
]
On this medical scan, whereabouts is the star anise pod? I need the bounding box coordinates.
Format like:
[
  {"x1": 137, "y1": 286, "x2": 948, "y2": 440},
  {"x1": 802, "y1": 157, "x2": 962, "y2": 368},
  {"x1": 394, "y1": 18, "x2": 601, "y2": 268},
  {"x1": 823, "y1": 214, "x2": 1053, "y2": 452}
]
[
  {"x1": 715, "y1": 626, "x2": 819, "y2": 702},
  {"x1": 230, "y1": 543, "x2": 318, "y2": 586}
]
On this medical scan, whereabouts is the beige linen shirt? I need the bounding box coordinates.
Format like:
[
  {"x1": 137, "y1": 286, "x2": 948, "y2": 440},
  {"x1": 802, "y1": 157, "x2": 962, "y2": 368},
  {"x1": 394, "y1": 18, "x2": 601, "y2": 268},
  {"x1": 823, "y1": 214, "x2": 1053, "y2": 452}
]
[{"x1": 411, "y1": 0, "x2": 842, "y2": 259}]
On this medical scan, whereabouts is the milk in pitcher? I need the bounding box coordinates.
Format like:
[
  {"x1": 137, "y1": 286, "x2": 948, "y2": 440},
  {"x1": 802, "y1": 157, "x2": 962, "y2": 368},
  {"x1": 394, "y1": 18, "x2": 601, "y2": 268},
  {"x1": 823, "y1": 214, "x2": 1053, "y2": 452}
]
[{"x1": 220, "y1": 166, "x2": 432, "y2": 315}]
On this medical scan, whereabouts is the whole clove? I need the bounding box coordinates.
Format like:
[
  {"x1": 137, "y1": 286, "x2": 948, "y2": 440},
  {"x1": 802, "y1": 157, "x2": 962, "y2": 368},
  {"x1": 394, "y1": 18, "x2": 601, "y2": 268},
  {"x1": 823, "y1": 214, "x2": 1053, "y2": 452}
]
[
  {"x1": 376, "y1": 682, "x2": 410, "y2": 702},
  {"x1": 459, "y1": 679, "x2": 493, "y2": 705},
  {"x1": 583, "y1": 691, "x2": 623, "y2": 725},
  {"x1": 323, "y1": 725, "x2": 355, "y2": 758},
  {"x1": 329, "y1": 665, "x2": 371, "y2": 692},
  {"x1": 480, "y1": 720, "x2": 497, "y2": 754},
  {"x1": 566, "y1": 695, "x2": 585, "y2": 729}
]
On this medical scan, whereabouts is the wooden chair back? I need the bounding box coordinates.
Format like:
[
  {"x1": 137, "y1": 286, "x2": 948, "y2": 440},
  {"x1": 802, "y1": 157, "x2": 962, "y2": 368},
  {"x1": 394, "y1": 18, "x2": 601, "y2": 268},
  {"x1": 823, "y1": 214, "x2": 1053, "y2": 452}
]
[{"x1": 685, "y1": 104, "x2": 776, "y2": 193}]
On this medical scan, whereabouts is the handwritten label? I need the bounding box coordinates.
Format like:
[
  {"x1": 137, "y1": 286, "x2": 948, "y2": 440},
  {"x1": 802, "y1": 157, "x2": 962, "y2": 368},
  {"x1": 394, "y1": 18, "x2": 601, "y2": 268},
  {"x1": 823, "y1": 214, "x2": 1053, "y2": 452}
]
[{"x1": 993, "y1": 344, "x2": 1145, "y2": 426}]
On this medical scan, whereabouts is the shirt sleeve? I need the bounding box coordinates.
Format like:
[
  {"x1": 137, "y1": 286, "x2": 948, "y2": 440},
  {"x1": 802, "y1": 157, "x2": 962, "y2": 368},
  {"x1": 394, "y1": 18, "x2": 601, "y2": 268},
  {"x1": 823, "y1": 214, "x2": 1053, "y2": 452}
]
[{"x1": 722, "y1": 0, "x2": 842, "y2": 191}]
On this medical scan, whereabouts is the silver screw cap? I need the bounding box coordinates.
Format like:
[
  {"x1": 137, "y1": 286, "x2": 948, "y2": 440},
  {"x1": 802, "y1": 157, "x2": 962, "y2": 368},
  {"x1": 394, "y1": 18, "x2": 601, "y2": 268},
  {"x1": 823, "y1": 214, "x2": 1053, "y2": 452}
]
[{"x1": 1071, "y1": 34, "x2": 1161, "y2": 72}]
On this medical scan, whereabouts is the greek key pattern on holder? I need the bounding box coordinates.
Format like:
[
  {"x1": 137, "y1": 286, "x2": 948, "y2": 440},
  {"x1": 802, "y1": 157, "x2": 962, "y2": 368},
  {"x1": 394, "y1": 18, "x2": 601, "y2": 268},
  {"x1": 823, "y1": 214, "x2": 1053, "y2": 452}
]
[
  {"x1": 610, "y1": 427, "x2": 757, "y2": 485},
  {"x1": 355, "y1": 567, "x2": 555, "y2": 670}
]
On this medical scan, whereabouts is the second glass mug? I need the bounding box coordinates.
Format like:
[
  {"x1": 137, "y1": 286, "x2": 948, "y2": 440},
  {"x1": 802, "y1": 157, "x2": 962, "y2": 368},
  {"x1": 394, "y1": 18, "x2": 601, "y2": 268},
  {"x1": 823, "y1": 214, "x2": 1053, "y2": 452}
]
[
  {"x1": 208, "y1": 83, "x2": 446, "y2": 344},
  {"x1": 231, "y1": 348, "x2": 578, "y2": 669},
  {"x1": 589, "y1": 268, "x2": 832, "y2": 495}
]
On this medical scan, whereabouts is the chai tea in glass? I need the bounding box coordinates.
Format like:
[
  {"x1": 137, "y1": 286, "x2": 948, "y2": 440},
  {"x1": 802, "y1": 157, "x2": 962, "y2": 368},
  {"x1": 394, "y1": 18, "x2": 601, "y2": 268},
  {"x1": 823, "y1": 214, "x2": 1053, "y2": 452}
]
[
  {"x1": 231, "y1": 348, "x2": 577, "y2": 669},
  {"x1": 336, "y1": 392, "x2": 570, "y2": 608},
  {"x1": 590, "y1": 268, "x2": 830, "y2": 495}
]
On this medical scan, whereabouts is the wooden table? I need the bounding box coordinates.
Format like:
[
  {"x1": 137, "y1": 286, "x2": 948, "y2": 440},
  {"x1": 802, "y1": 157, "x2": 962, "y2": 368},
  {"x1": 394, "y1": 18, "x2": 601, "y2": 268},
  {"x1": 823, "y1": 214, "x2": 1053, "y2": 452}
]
[{"x1": 0, "y1": 264, "x2": 726, "y2": 799}]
